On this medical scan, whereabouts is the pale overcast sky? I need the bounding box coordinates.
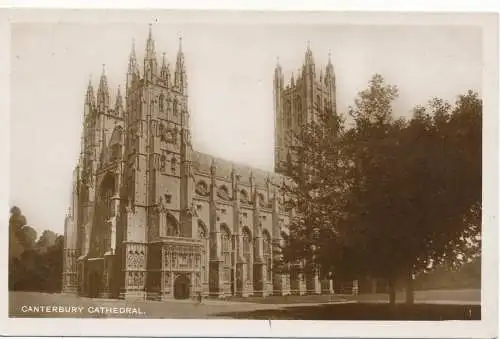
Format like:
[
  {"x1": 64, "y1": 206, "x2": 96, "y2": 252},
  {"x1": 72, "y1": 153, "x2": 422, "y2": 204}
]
[{"x1": 10, "y1": 22, "x2": 482, "y2": 235}]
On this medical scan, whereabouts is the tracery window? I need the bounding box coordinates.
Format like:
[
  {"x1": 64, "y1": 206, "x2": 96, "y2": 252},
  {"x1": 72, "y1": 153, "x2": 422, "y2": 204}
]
[
  {"x1": 240, "y1": 189, "x2": 249, "y2": 203},
  {"x1": 159, "y1": 94, "x2": 165, "y2": 112},
  {"x1": 221, "y1": 224, "x2": 232, "y2": 282},
  {"x1": 173, "y1": 99, "x2": 178, "y2": 117},
  {"x1": 100, "y1": 175, "x2": 115, "y2": 220},
  {"x1": 285, "y1": 100, "x2": 292, "y2": 128},
  {"x1": 198, "y1": 221, "x2": 209, "y2": 283},
  {"x1": 263, "y1": 230, "x2": 272, "y2": 281},
  {"x1": 286, "y1": 111, "x2": 292, "y2": 128},
  {"x1": 159, "y1": 123, "x2": 165, "y2": 140},
  {"x1": 171, "y1": 157, "x2": 177, "y2": 173},
  {"x1": 160, "y1": 154, "x2": 166, "y2": 172},
  {"x1": 242, "y1": 227, "x2": 252, "y2": 281}
]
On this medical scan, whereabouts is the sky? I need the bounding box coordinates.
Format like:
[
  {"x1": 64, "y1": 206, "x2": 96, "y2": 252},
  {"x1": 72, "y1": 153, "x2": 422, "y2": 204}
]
[{"x1": 9, "y1": 22, "x2": 482, "y2": 235}]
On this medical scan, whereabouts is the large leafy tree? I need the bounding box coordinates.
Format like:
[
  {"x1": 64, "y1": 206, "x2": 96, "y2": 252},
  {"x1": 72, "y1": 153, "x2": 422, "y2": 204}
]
[
  {"x1": 280, "y1": 74, "x2": 481, "y2": 304},
  {"x1": 280, "y1": 98, "x2": 350, "y2": 277}
]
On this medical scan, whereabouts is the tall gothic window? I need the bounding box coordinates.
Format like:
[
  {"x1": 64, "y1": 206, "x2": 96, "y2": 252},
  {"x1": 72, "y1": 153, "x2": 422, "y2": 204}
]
[
  {"x1": 94, "y1": 174, "x2": 115, "y2": 256},
  {"x1": 159, "y1": 94, "x2": 165, "y2": 112},
  {"x1": 198, "y1": 221, "x2": 209, "y2": 283},
  {"x1": 285, "y1": 100, "x2": 292, "y2": 128},
  {"x1": 221, "y1": 224, "x2": 232, "y2": 282},
  {"x1": 242, "y1": 227, "x2": 252, "y2": 282},
  {"x1": 160, "y1": 154, "x2": 166, "y2": 172},
  {"x1": 263, "y1": 230, "x2": 272, "y2": 281},
  {"x1": 100, "y1": 174, "x2": 115, "y2": 220},
  {"x1": 173, "y1": 99, "x2": 178, "y2": 117},
  {"x1": 171, "y1": 157, "x2": 177, "y2": 173}
]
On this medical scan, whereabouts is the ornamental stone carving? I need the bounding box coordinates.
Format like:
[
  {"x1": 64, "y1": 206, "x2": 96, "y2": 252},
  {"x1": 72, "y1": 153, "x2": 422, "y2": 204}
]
[
  {"x1": 195, "y1": 180, "x2": 209, "y2": 196},
  {"x1": 217, "y1": 185, "x2": 230, "y2": 200}
]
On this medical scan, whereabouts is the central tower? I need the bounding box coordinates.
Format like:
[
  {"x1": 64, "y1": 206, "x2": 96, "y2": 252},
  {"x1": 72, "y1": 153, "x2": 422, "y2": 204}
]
[{"x1": 273, "y1": 44, "x2": 337, "y2": 174}]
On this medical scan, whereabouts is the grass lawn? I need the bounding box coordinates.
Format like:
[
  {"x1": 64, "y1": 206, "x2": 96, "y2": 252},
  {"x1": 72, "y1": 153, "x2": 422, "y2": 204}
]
[
  {"x1": 223, "y1": 294, "x2": 348, "y2": 304},
  {"x1": 212, "y1": 303, "x2": 480, "y2": 320}
]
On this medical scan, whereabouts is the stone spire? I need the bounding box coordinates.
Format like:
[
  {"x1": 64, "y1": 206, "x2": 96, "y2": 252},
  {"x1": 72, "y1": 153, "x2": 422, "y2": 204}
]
[
  {"x1": 85, "y1": 76, "x2": 95, "y2": 106},
  {"x1": 128, "y1": 39, "x2": 139, "y2": 75},
  {"x1": 174, "y1": 37, "x2": 187, "y2": 92},
  {"x1": 160, "y1": 52, "x2": 171, "y2": 85},
  {"x1": 97, "y1": 64, "x2": 110, "y2": 112},
  {"x1": 326, "y1": 50, "x2": 334, "y2": 79},
  {"x1": 84, "y1": 76, "x2": 95, "y2": 118},
  {"x1": 115, "y1": 85, "x2": 123, "y2": 116},
  {"x1": 305, "y1": 40, "x2": 314, "y2": 66},
  {"x1": 144, "y1": 24, "x2": 158, "y2": 82},
  {"x1": 145, "y1": 24, "x2": 156, "y2": 60}
]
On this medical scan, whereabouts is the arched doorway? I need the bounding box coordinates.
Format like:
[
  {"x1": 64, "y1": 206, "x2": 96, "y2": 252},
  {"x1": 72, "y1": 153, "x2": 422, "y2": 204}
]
[{"x1": 173, "y1": 274, "x2": 190, "y2": 299}]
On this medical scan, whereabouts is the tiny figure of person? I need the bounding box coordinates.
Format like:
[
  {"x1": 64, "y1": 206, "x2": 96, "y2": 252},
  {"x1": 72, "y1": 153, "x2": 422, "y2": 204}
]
[{"x1": 196, "y1": 292, "x2": 203, "y2": 305}]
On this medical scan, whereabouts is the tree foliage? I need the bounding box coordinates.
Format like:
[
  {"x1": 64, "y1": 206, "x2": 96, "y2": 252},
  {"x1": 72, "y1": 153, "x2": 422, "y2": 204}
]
[
  {"x1": 281, "y1": 74, "x2": 482, "y2": 303},
  {"x1": 9, "y1": 206, "x2": 64, "y2": 292}
]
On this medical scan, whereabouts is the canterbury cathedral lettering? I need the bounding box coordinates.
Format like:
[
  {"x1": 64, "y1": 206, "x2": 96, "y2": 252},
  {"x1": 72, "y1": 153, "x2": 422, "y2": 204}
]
[{"x1": 62, "y1": 26, "x2": 336, "y2": 300}]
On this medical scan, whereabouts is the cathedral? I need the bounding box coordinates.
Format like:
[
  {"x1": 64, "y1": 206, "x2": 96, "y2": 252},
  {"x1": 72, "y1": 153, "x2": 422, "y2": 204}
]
[{"x1": 62, "y1": 26, "x2": 338, "y2": 300}]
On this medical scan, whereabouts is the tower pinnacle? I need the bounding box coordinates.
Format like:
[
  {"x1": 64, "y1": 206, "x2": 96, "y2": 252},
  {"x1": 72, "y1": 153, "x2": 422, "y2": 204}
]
[
  {"x1": 145, "y1": 24, "x2": 156, "y2": 60},
  {"x1": 128, "y1": 39, "x2": 138, "y2": 74},
  {"x1": 85, "y1": 76, "x2": 95, "y2": 105},
  {"x1": 175, "y1": 36, "x2": 187, "y2": 92},
  {"x1": 97, "y1": 64, "x2": 109, "y2": 112},
  {"x1": 115, "y1": 85, "x2": 123, "y2": 115},
  {"x1": 326, "y1": 50, "x2": 334, "y2": 78},
  {"x1": 305, "y1": 40, "x2": 314, "y2": 66}
]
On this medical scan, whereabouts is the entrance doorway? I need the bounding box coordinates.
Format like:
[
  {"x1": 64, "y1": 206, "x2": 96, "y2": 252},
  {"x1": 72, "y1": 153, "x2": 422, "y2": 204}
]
[{"x1": 173, "y1": 274, "x2": 190, "y2": 299}]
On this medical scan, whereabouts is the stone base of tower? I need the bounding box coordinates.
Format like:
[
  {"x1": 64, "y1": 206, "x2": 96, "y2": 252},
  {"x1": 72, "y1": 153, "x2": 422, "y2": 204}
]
[
  {"x1": 252, "y1": 263, "x2": 265, "y2": 297},
  {"x1": 273, "y1": 273, "x2": 291, "y2": 296},
  {"x1": 61, "y1": 285, "x2": 78, "y2": 295},
  {"x1": 209, "y1": 260, "x2": 225, "y2": 298},
  {"x1": 291, "y1": 272, "x2": 307, "y2": 295},
  {"x1": 62, "y1": 249, "x2": 79, "y2": 295},
  {"x1": 306, "y1": 270, "x2": 321, "y2": 295},
  {"x1": 262, "y1": 281, "x2": 273, "y2": 297},
  {"x1": 120, "y1": 289, "x2": 147, "y2": 301}
]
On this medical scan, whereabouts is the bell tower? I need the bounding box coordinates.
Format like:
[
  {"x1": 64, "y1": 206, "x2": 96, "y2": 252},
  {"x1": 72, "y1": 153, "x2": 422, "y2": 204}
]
[{"x1": 273, "y1": 44, "x2": 337, "y2": 174}]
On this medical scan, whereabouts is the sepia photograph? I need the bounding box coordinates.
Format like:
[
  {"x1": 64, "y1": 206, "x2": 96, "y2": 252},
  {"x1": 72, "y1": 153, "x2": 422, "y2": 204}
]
[{"x1": 2, "y1": 7, "x2": 498, "y2": 338}]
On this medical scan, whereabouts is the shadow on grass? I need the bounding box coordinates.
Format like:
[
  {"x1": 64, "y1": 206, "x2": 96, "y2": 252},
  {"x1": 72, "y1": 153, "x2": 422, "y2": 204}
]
[
  {"x1": 220, "y1": 294, "x2": 347, "y2": 304},
  {"x1": 212, "y1": 303, "x2": 481, "y2": 320}
]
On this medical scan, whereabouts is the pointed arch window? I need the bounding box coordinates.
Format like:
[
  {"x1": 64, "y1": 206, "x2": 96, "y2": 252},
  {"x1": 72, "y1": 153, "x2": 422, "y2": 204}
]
[
  {"x1": 240, "y1": 189, "x2": 249, "y2": 203},
  {"x1": 221, "y1": 224, "x2": 233, "y2": 282},
  {"x1": 242, "y1": 227, "x2": 252, "y2": 282},
  {"x1": 159, "y1": 94, "x2": 165, "y2": 112},
  {"x1": 160, "y1": 154, "x2": 166, "y2": 172},
  {"x1": 173, "y1": 99, "x2": 178, "y2": 117},
  {"x1": 171, "y1": 157, "x2": 177, "y2": 173},
  {"x1": 198, "y1": 221, "x2": 209, "y2": 283},
  {"x1": 285, "y1": 100, "x2": 292, "y2": 128},
  {"x1": 263, "y1": 230, "x2": 272, "y2": 281}
]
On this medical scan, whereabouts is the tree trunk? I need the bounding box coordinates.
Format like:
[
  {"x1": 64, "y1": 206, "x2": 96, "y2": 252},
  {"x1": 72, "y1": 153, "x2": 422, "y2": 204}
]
[
  {"x1": 388, "y1": 278, "x2": 396, "y2": 305},
  {"x1": 405, "y1": 268, "x2": 415, "y2": 305}
]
